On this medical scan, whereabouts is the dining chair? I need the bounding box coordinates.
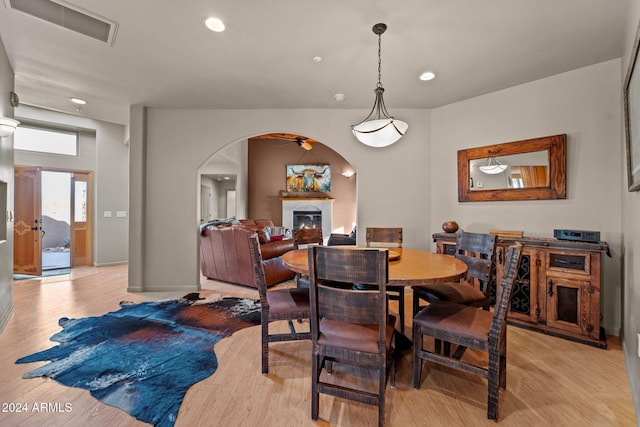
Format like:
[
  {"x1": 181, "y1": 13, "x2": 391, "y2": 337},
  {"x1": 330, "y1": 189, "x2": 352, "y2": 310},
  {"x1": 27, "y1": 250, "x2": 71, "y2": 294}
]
[
  {"x1": 412, "y1": 243, "x2": 523, "y2": 421},
  {"x1": 363, "y1": 227, "x2": 406, "y2": 334},
  {"x1": 293, "y1": 227, "x2": 324, "y2": 288},
  {"x1": 248, "y1": 234, "x2": 311, "y2": 374},
  {"x1": 308, "y1": 246, "x2": 396, "y2": 427},
  {"x1": 412, "y1": 230, "x2": 497, "y2": 317},
  {"x1": 294, "y1": 227, "x2": 324, "y2": 247}
]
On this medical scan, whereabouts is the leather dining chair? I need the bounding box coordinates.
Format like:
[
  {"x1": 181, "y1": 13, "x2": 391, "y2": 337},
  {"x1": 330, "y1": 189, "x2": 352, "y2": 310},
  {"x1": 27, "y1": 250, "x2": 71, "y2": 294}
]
[
  {"x1": 363, "y1": 227, "x2": 406, "y2": 334},
  {"x1": 308, "y1": 245, "x2": 396, "y2": 427},
  {"x1": 248, "y1": 234, "x2": 311, "y2": 374},
  {"x1": 412, "y1": 243, "x2": 523, "y2": 421},
  {"x1": 412, "y1": 230, "x2": 497, "y2": 317}
]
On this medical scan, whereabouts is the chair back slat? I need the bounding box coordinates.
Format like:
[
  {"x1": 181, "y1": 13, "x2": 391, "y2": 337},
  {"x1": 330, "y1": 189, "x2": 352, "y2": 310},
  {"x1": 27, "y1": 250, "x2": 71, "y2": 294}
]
[
  {"x1": 455, "y1": 231, "x2": 495, "y2": 254},
  {"x1": 294, "y1": 228, "x2": 323, "y2": 247},
  {"x1": 366, "y1": 227, "x2": 402, "y2": 248},
  {"x1": 459, "y1": 254, "x2": 493, "y2": 282},
  {"x1": 454, "y1": 231, "x2": 497, "y2": 294},
  {"x1": 312, "y1": 246, "x2": 389, "y2": 285},
  {"x1": 318, "y1": 285, "x2": 380, "y2": 324}
]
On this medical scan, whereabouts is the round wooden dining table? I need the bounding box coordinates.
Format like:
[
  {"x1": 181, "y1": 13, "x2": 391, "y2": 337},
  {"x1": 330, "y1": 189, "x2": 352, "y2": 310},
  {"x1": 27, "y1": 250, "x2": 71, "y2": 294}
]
[{"x1": 282, "y1": 247, "x2": 467, "y2": 287}]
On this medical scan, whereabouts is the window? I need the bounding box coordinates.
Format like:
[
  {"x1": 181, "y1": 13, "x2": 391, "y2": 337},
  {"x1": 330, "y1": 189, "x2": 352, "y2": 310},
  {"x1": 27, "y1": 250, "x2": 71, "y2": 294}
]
[{"x1": 14, "y1": 125, "x2": 78, "y2": 156}]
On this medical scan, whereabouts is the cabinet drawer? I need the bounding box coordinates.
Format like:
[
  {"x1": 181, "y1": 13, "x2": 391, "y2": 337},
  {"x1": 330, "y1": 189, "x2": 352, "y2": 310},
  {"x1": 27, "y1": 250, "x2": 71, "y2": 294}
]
[{"x1": 546, "y1": 250, "x2": 591, "y2": 276}]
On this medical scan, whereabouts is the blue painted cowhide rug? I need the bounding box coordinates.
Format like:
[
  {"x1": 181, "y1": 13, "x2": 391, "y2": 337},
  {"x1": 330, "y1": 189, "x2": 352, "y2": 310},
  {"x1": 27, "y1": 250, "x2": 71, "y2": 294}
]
[{"x1": 16, "y1": 295, "x2": 261, "y2": 427}]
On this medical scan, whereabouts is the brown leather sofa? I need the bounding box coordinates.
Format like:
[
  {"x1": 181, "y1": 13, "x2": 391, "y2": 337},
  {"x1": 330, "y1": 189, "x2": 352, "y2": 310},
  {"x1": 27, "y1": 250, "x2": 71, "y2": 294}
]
[{"x1": 200, "y1": 220, "x2": 296, "y2": 288}]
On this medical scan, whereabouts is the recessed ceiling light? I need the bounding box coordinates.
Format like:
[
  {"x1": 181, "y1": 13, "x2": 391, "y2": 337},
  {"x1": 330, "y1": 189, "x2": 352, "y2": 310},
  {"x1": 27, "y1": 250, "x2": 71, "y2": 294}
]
[
  {"x1": 205, "y1": 17, "x2": 225, "y2": 32},
  {"x1": 334, "y1": 93, "x2": 346, "y2": 102},
  {"x1": 313, "y1": 56, "x2": 322, "y2": 63},
  {"x1": 70, "y1": 97, "x2": 87, "y2": 105},
  {"x1": 419, "y1": 71, "x2": 436, "y2": 81}
]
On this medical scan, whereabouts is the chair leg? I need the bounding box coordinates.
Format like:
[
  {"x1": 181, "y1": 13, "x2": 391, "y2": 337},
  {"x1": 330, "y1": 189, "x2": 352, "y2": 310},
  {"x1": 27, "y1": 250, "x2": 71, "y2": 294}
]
[
  {"x1": 378, "y1": 362, "x2": 386, "y2": 427},
  {"x1": 311, "y1": 355, "x2": 320, "y2": 420},
  {"x1": 261, "y1": 319, "x2": 269, "y2": 374},
  {"x1": 412, "y1": 324, "x2": 422, "y2": 389},
  {"x1": 397, "y1": 288, "x2": 405, "y2": 335},
  {"x1": 412, "y1": 291, "x2": 421, "y2": 317},
  {"x1": 487, "y1": 348, "x2": 501, "y2": 420},
  {"x1": 500, "y1": 332, "x2": 507, "y2": 389}
]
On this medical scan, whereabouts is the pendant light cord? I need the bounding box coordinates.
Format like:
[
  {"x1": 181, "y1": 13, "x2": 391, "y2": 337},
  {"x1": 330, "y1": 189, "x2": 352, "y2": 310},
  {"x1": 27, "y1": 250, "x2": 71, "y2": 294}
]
[{"x1": 377, "y1": 31, "x2": 383, "y2": 89}]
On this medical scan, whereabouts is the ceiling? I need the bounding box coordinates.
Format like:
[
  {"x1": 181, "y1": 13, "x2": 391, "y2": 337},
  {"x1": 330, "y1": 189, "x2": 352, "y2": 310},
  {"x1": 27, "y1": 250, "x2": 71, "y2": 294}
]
[{"x1": 0, "y1": 0, "x2": 630, "y2": 126}]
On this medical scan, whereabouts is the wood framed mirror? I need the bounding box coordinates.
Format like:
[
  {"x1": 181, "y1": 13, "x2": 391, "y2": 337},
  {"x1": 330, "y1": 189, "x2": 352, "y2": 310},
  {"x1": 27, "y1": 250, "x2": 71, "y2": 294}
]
[{"x1": 457, "y1": 134, "x2": 566, "y2": 202}]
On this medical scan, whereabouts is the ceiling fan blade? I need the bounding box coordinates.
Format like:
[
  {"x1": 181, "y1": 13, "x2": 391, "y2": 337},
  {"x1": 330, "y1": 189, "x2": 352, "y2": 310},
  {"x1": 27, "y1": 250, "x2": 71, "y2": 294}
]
[{"x1": 295, "y1": 138, "x2": 313, "y2": 151}]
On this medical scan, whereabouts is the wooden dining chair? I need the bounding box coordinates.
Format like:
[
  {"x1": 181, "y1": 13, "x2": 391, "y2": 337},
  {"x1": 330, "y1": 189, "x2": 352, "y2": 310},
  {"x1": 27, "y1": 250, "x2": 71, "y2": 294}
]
[
  {"x1": 308, "y1": 246, "x2": 396, "y2": 427},
  {"x1": 412, "y1": 230, "x2": 497, "y2": 317},
  {"x1": 293, "y1": 228, "x2": 324, "y2": 288},
  {"x1": 412, "y1": 243, "x2": 523, "y2": 421},
  {"x1": 294, "y1": 227, "x2": 324, "y2": 247},
  {"x1": 363, "y1": 227, "x2": 406, "y2": 334},
  {"x1": 248, "y1": 234, "x2": 311, "y2": 374}
]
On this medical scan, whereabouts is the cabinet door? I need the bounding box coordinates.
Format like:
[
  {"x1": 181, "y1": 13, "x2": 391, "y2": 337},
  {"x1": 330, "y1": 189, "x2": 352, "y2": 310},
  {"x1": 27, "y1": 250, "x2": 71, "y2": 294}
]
[
  {"x1": 494, "y1": 246, "x2": 541, "y2": 323},
  {"x1": 545, "y1": 277, "x2": 595, "y2": 337}
]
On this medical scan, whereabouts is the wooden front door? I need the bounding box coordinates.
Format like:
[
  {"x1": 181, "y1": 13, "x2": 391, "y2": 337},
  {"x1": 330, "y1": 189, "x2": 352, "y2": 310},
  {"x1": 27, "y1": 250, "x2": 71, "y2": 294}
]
[
  {"x1": 14, "y1": 167, "x2": 94, "y2": 274},
  {"x1": 14, "y1": 166, "x2": 42, "y2": 275},
  {"x1": 70, "y1": 171, "x2": 93, "y2": 267}
]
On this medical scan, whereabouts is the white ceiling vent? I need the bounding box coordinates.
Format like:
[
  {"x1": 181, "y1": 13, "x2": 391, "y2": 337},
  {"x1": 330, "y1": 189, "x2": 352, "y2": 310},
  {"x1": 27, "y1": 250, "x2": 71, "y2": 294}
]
[{"x1": 5, "y1": 0, "x2": 118, "y2": 45}]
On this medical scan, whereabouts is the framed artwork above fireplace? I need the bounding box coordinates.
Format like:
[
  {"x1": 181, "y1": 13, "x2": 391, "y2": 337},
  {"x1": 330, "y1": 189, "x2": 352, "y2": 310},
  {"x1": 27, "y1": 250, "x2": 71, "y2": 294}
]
[{"x1": 286, "y1": 164, "x2": 331, "y2": 192}]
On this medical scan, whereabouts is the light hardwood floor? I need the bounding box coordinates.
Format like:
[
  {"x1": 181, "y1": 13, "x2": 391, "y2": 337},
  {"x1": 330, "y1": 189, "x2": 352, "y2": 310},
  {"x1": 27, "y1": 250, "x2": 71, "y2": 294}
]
[{"x1": 0, "y1": 265, "x2": 636, "y2": 426}]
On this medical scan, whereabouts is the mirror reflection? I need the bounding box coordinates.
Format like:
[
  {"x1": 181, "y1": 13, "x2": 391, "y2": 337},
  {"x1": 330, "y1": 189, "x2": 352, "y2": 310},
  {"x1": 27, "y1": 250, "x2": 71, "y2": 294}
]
[{"x1": 469, "y1": 150, "x2": 549, "y2": 191}]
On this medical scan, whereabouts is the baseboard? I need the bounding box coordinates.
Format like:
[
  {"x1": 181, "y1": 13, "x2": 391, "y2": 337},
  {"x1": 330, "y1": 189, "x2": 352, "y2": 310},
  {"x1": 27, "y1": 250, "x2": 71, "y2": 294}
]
[
  {"x1": 604, "y1": 325, "x2": 621, "y2": 337},
  {"x1": 622, "y1": 340, "x2": 640, "y2": 424},
  {"x1": 95, "y1": 261, "x2": 128, "y2": 267},
  {"x1": 0, "y1": 303, "x2": 15, "y2": 334}
]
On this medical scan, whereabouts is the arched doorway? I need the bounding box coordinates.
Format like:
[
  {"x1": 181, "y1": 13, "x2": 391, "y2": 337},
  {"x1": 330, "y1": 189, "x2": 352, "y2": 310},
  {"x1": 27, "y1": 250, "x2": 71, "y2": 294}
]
[{"x1": 197, "y1": 133, "x2": 356, "y2": 234}]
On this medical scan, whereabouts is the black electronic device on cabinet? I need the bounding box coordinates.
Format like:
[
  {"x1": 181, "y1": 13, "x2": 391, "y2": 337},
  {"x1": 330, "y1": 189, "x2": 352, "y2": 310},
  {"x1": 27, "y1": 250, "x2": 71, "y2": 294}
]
[{"x1": 553, "y1": 229, "x2": 601, "y2": 243}]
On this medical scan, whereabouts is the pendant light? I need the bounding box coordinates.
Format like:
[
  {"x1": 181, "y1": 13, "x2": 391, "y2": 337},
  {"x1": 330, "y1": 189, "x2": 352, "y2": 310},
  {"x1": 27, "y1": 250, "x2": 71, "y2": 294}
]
[
  {"x1": 352, "y1": 23, "x2": 408, "y2": 148},
  {"x1": 0, "y1": 117, "x2": 19, "y2": 138},
  {"x1": 479, "y1": 157, "x2": 508, "y2": 174}
]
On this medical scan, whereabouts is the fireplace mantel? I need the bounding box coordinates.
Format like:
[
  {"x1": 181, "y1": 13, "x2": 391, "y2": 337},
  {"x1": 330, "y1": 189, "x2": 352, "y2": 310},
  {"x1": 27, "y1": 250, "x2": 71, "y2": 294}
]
[{"x1": 279, "y1": 197, "x2": 334, "y2": 202}]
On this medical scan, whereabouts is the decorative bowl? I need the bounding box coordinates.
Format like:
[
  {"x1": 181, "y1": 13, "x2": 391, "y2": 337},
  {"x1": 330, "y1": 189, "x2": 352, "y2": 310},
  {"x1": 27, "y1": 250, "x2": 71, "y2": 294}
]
[{"x1": 442, "y1": 221, "x2": 459, "y2": 233}]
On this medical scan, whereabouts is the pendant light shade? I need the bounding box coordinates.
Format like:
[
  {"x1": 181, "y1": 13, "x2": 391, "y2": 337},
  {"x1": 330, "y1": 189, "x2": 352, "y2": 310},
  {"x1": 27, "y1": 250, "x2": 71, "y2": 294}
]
[
  {"x1": 352, "y1": 23, "x2": 407, "y2": 147},
  {"x1": 479, "y1": 157, "x2": 508, "y2": 174},
  {"x1": 0, "y1": 117, "x2": 19, "y2": 138}
]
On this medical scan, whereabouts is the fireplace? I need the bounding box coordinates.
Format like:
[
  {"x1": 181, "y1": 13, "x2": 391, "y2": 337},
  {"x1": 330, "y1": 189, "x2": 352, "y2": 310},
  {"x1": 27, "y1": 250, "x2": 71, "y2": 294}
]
[
  {"x1": 293, "y1": 209, "x2": 322, "y2": 229},
  {"x1": 282, "y1": 197, "x2": 334, "y2": 244}
]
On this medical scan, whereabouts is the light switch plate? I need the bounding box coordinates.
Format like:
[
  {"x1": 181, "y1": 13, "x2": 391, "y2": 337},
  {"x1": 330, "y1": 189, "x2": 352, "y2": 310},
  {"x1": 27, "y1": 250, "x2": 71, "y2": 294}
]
[
  {"x1": 104, "y1": 211, "x2": 112, "y2": 218},
  {"x1": 116, "y1": 211, "x2": 127, "y2": 218}
]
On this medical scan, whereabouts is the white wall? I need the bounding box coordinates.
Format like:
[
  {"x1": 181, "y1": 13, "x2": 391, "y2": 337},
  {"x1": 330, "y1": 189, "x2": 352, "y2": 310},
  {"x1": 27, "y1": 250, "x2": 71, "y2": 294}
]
[
  {"x1": 129, "y1": 108, "x2": 431, "y2": 291},
  {"x1": 0, "y1": 38, "x2": 15, "y2": 332},
  {"x1": 431, "y1": 59, "x2": 623, "y2": 335},
  {"x1": 14, "y1": 106, "x2": 129, "y2": 267},
  {"x1": 622, "y1": 1, "x2": 640, "y2": 417}
]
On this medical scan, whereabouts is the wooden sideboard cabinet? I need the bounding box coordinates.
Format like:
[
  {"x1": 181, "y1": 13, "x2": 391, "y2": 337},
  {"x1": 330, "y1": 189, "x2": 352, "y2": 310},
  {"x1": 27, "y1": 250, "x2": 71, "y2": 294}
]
[{"x1": 432, "y1": 233, "x2": 609, "y2": 348}]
